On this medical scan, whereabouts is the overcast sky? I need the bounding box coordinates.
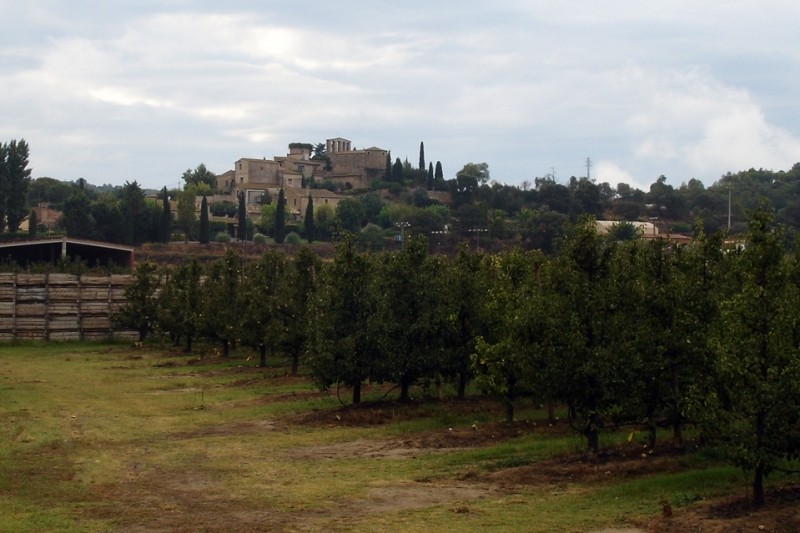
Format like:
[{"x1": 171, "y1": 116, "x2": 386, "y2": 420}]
[{"x1": 2, "y1": 1, "x2": 799, "y2": 192}]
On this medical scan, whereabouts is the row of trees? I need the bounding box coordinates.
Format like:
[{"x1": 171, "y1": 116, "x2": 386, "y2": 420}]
[
  {"x1": 118, "y1": 207, "x2": 799, "y2": 506},
  {"x1": 0, "y1": 139, "x2": 31, "y2": 233},
  {"x1": 60, "y1": 180, "x2": 165, "y2": 245}
]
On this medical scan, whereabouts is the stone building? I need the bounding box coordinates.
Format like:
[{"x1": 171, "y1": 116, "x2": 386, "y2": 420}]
[{"x1": 215, "y1": 138, "x2": 388, "y2": 214}]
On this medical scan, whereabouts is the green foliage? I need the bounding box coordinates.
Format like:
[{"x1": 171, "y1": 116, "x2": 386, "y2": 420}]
[
  {"x1": 181, "y1": 163, "x2": 217, "y2": 191},
  {"x1": 198, "y1": 249, "x2": 242, "y2": 357},
  {"x1": 113, "y1": 263, "x2": 160, "y2": 341},
  {"x1": 457, "y1": 162, "x2": 490, "y2": 185},
  {"x1": 303, "y1": 193, "x2": 314, "y2": 243},
  {"x1": 359, "y1": 223, "x2": 385, "y2": 251},
  {"x1": 159, "y1": 187, "x2": 171, "y2": 243},
  {"x1": 199, "y1": 196, "x2": 210, "y2": 244},
  {"x1": 283, "y1": 247, "x2": 322, "y2": 374},
  {"x1": 710, "y1": 206, "x2": 800, "y2": 505},
  {"x1": 606, "y1": 221, "x2": 642, "y2": 242},
  {"x1": 60, "y1": 189, "x2": 95, "y2": 239},
  {"x1": 550, "y1": 216, "x2": 619, "y2": 452},
  {"x1": 156, "y1": 260, "x2": 202, "y2": 351},
  {"x1": 119, "y1": 180, "x2": 147, "y2": 245},
  {"x1": 335, "y1": 197, "x2": 365, "y2": 232},
  {"x1": 0, "y1": 139, "x2": 32, "y2": 233},
  {"x1": 392, "y1": 157, "x2": 404, "y2": 184},
  {"x1": 215, "y1": 232, "x2": 231, "y2": 243},
  {"x1": 237, "y1": 191, "x2": 247, "y2": 241},
  {"x1": 65, "y1": 189, "x2": 799, "y2": 513},
  {"x1": 274, "y1": 189, "x2": 286, "y2": 244},
  {"x1": 210, "y1": 200, "x2": 238, "y2": 218},
  {"x1": 434, "y1": 161, "x2": 445, "y2": 190},
  {"x1": 313, "y1": 204, "x2": 335, "y2": 241},
  {"x1": 372, "y1": 235, "x2": 449, "y2": 401},
  {"x1": 472, "y1": 249, "x2": 551, "y2": 421},
  {"x1": 285, "y1": 231, "x2": 301, "y2": 244},
  {"x1": 177, "y1": 187, "x2": 197, "y2": 243},
  {"x1": 28, "y1": 177, "x2": 73, "y2": 209},
  {"x1": 239, "y1": 251, "x2": 288, "y2": 366},
  {"x1": 28, "y1": 209, "x2": 37, "y2": 238},
  {"x1": 306, "y1": 236, "x2": 378, "y2": 403}
]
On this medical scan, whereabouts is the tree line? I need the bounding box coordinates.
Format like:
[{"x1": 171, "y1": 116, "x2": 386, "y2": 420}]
[
  {"x1": 9, "y1": 135, "x2": 800, "y2": 261},
  {"x1": 116, "y1": 207, "x2": 800, "y2": 506},
  {"x1": 0, "y1": 139, "x2": 31, "y2": 235}
]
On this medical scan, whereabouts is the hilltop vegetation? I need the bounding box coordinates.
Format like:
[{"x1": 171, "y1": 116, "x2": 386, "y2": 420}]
[{"x1": 8, "y1": 132, "x2": 800, "y2": 254}]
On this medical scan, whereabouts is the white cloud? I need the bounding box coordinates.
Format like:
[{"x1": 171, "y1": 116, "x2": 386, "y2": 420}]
[
  {"x1": 594, "y1": 161, "x2": 641, "y2": 190},
  {"x1": 688, "y1": 107, "x2": 800, "y2": 175},
  {"x1": 3, "y1": 3, "x2": 800, "y2": 190}
]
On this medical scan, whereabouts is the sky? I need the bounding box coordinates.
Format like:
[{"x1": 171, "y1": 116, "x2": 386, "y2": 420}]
[{"x1": 1, "y1": 1, "x2": 799, "y2": 192}]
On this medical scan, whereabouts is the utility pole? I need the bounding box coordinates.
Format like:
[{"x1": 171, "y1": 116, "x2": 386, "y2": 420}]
[
  {"x1": 727, "y1": 183, "x2": 732, "y2": 230},
  {"x1": 585, "y1": 157, "x2": 592, "y2": 181}
]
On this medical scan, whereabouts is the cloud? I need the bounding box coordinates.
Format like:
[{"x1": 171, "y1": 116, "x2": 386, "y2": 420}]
[
  {"x1": 3, "y1": 3, "x2": 800, "y2": 191},
  {"x1": 688, "y1": 106, "x2": 800, "y2": 176},
  {"x1": 594, "y1": 161, "x2": 641, "y2": 190}
]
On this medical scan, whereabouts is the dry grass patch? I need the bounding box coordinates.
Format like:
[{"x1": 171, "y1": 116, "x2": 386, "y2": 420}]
[{"x1": 2, "y1": 343, "x2": 799, "y2": 532}]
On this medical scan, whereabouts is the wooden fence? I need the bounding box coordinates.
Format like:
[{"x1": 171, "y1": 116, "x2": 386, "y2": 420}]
[{"x1": 0, "y1": 273, "x2": 138, "y2": 341}]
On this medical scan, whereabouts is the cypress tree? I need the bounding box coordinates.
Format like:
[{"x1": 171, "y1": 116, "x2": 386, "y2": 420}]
[
  {"x1": 0, "y1": 143, "x2": 7, "y2": 233},
  {"x1": 160, "y1": 186, "x2": 171, "y2": 243},
  {"x1": 392, "y1": 157, "x2": 404, "y2": 184},
  {"x1": 419, "y1": 141, "x2": 425, "y2": 171},
  {"x1": 237, "y1": 191, "x2": 247, "y2": 240},
  {"x1": 199, "y1": 195, "x2": 210, "y2": 244},
  {"x1": 304, "y1": 192, "x2": 315, "y2": 243},
  {"x1": 435, "y1": 161, "x2": 444, "y2": 189},
  {"x1": 274, "y1": 188, "x2": 286, "y2": 244},
  {"x1": 4, "y1": 139, "x2": 31, "y2": 233},
  {"x1": 385, "y1": 152, "x2": 392, "y2": 181}
]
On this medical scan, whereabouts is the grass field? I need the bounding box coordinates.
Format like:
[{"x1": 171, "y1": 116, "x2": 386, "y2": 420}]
[{"x1": 1, "y1": 342, "x2": 796, "y2": 532}]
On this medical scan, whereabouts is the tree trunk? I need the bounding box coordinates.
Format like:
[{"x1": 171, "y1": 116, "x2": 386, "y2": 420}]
[
  {"x1": 221, "y1": 339, "x2": 229, "y2": 358},
  {"x1": 670, "y1": 362, "x2": 684, "y2": 451},
  {"x1": 504, "y1": 397, "x2": 514, "y2": 424},
  {"x1": 752, "y1": 409, "x2": 767, "y2": 506},
  {"x1": 587, "y1": 426, "x2": 599, "y2": 454},
  {"x1": 457, "y1": 374, "x2": 467, "y2": 400},
  {"x1": 753, "y1": 465, "x2": 765, "y2": 507},
  {"x1": 352, "y1": 381, "x2": 361, "y2": 404},
  {"x1": 547, "y1": 403, "x2": 556, "y2": 424},
  {"x1": 290, "y1": 352, "x2": 299, "y2": 376},
  {"x1": 400, "y1": 377, "x2": 411, "y2": 403},
  {"x1": 672, "y1": 420, "x2": 684, "y2": 451},
  {"x1": 586, "y1": 412, "x2": 600, "y2": 454},
  {"x1": 184, "y1": 335, "x2": 192, "y2": 353},
  {"x1": 647, "y1": 423, "x2": 657, "y2": 450},
  {"x1": 259, "y1": 344, "x2": 267, "y2": 368},
  {"x1": 504, "y1": 374, "x2": 516, "y2": 423}
]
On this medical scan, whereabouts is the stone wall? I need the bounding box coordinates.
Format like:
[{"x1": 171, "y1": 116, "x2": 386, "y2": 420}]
[{"x1": 0, "y1": 273, "x2": 138, "y2": 341}]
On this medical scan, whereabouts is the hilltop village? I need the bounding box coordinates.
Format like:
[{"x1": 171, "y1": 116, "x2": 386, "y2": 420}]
[{"x1": 210, "y1": 138, "x2": 387, "y2": 221}]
